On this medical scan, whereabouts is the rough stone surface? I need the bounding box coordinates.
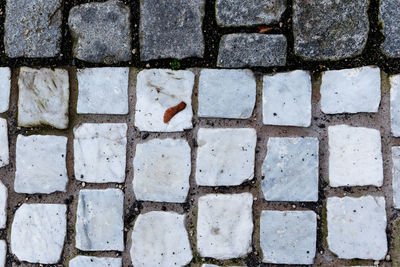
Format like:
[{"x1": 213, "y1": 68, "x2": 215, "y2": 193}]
[
  {"x1": 195, "y1": 128, "x2": 256, "y2": 186},
  {"x1": 76, "y1": 189, "x2": 124, "y2": 251},
  {"x1": 380, "y1": 0, "x2": 400, "y2": 57},
  {"x1": 197, "y1": 193, "x2": 253, "y2": 259},
  {"x1": 260, "y1": 210, "x2": 317, "y2": 264},
  {"x1": 328, "y1": 125, "x2": 383, "y2": 187},
  {"x1": 390, "y1": 74, "x2": 400, "y2": 136},
  {"x1": 218, "y1": 34, "x2": 287, "y2": 67},
  {"x1": 216, "y1": 0, "x2": 286, "y2": 26},
  {"x1": 327, "y1": 196, "x2": 387, "y2": 260},
  {"x1": 321, "y1": 67, "x2": 381, "y2": 114},
  {"x1": 69, "y1": 256, "x2": 122, "y2": 267},
  {"x1": 15, "y1": 135, "x2": 68, "y2": 194},
  {"x1": 77, "y1": 68, "x2": 129, "y2": 115},
  {"x1": 261, "y1": 137, "x2": 319, "y2": 202},
  {"x1": 74, "y1": 123, "x2": 127, "y2": 183},
  {"x1": 135, "y1": 69, "x2": 194, "y2": 132},
  {"x1": 263, "y1": 70, "x2": 312, "y2": 127},
  {"x1": 392, "y1": 147, "x2": 400, "y2": 209},
  {"x1": 11, "y1": 204, "x2": 66, "y2": 264},
  {"x1": 0, "y1": 68, "x2": 11, "y2": 113},
  {"x1": 0, "y1": 182, "x2": 7, "y2": 229},
  {"x1": 68, "y1": 0, "x2": 131, "y2": 64},
  {"x1": 140, "y1": 0, "x2": 205, "y2": 60},
  {"x1": 198, "y1": 69, "x2": 256, "y2": 119},
  {"x1": 293, "y1": 0, "x2": 369, "y2": 60},
  {"x1": 130, "y1": 211, "x2": 193, "y2": 266},
  {"x1": 133, "y1": 138, "x2": 190, "y2": 203},
  {"x1": 18, "y1": 67, "x2": 69, "y2": 129},
  {"x1": 4, "y1": 0, "x2": 62, "y2": 58},
  {"x1": 0, "y1": 119, "x2": 9, "y2": 168},
  {"x1": 0, "y1": 240, "x2": 5, "y2": 267}
]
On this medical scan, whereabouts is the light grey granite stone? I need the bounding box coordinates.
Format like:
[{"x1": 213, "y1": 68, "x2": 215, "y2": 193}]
[
  {"x1": 133, "y1": 138, "x2": 190, "y2": 203},
  {"x1": 15, "y1": 135, "x2": 68, "y2": 194},
  {"x1": 263, "y1": 70, "x2": 312, "y2": 127},
  {"x1": 380, "y1": 0, "x2": 400, "y2": 57},
  {"x1": 68, "y1": 0, "x2": 131, "y2": 64},
  {"x1": 76, "y1": 189, "x2": 124, "y2": 251},
  {"x1": 260, "y1": 210, "x2": 317, "y2": 264},
  {"x1": 0, "y1": 240, "x2": 5, "y2": 267},
  {"x1": 4, "y1": 0, "x2": 62, "y2": 58},
  {"x1": 392, "y1": 147, "x2": 400, "y2": 209},
  {"x1": 0, "y1": 181, "x2": 7, "y2": 229},
  {"x1": 390, "y1": 74, "x2": 400, "y2": 136},
  {"x1": 0, "y1": 68, "x2": 11, "y2": 113},
  {"x1": 70, "y1": 256, "x2": 122, "y2": 267},
  {"x1": 321, "y1": 67, "x2": 381, "y2": 114},
  {"x1": 0, "y1": 119, "x2": 9, "y2": 168},
  {"x1": 11, "y1": 204, "x2": 66, "y2": 264},
  {"x1": 130, "y1": 211, "x2": 193, "y2": 266},
  {"x1": 197, "y1": 193, "x2": 253, "y2": 259},
  {"x1": 262, "y1": 137, "x2": 319, "y2": 202},
  {"x1": 216, "y1": 0, "x2": 286, "y2": 26},
  {"x1": 327, "y1": 196, "x2": 387, "y2": 260},
  {"x1": 74, "y1": 123, "x2": 127, "y2": 183},
  {"x1": 198, "y1": 69, "x2": 256, "y2": 119},
  {"x1": 218, "y1": 34, "x2": 287, "y2": 68},
  {"x1": 328, "y1": 125, "x2": 383, "y2": 187},
  {"x1": 18, "y1": 67, "x2": 69, "y2": 129},
  {"x1": 140, "y1": 0, "x2": 205, "y2": 60},
  {"x1": 293, "y1": 0, "x2": 369, "y2": 60},
  {"x1": 77, "y1": 68, "x2": 129, "y2": 114},
  {"x1": 195, "y1": 128, "x2": 256, "y2": 186}
]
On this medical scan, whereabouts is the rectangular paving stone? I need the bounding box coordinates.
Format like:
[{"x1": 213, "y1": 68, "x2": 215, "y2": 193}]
[
  {"x1": 380, "y1": 0, "x2": 400, "y2": 57},
  {"x1": 0, "y1": 119, "x2": 9, "y2": 169},
  {"x1": 198, "y1": 69, "x2": 256, "y2": 119},
  {"x1": 0, "y1": 182, "x2": 7, "y2": 229},
  {"x1": 263, "y1": 70, "x2": 311, "y2": 127},
  {"x1": 0, "y1": 68, "x2": 11, "y2": 113},
  {"x1": 0, "y1": 241, "x2": 5, "y2": 267},
  {"x1": 392, "y1": 147, "x2": 400, "y2": 209},
  {"x1": 218, "y1": 34, "x2": 287, "y2": 68},
  {"x1": 390, "y1": 74, "x2": 400, "y2": 136},
  {"x1": 140, "y1": 0, "x2": 205, "y2": 60},
  {"x1": 69, "y1": 256, "x2": 122, "y2": 267}
]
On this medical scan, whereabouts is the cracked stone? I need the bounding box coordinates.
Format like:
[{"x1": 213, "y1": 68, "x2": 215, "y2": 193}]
[
  {"x1": 0, "y1": 68, "x2": 11, "y2": 113},
  {"x1": 0, "y1": 119, "x2": 9, "y2": 169},
  {"x1": 0, "y1": 181, "x2": 7, "y2": 229},
  {"x1": 380, "y1": 0, "x2": 400, "y2": 57},
  {"x1": 69, "y1": 256, "x2": 122, "y2": 267},
  {"x1": 392, "y1": 147, "x2": 400, "y2": 209},
  {"x1": 390, "y1": 74, "x2": 400, "y2": 136}
]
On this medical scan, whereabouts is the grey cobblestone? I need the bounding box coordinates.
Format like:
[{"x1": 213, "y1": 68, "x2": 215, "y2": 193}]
[{"x1": 380, "y1": 0, "x2": 400, "y2": 57}]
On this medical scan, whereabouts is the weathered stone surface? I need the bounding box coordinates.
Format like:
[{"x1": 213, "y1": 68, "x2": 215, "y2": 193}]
[
  {"x1": 0, "y1": 68, "x2": 11, "y2": 113},
  {"x1": 392, "y1": 147, "x2": 400, "y2": 209},
  {"x1": 140, "y1": 0, "x2": 205, "y2": 60},
  {"x1": 328, "y1": 125, "x2": 383, "y2": 187},
  {"x1": 135, "y1": 69, "x2": 194, "y2": 132},
  {"x1": 133, "y1": 138, "x2": 190, "y2": 203},
  {"x1": 263, "y1": 70, "x2": 311, "y2": 127},
  {"x1": 327, "y1": 196, "x2": 387, "y2": 260},
  {"x1": 15, "y1": 135, "x2": 68, "y2": 194},
  {"x1": 76, "y1": 189, "x2": 124, "y2": 251},
  {"x1": 70, "y1": 256, "x2": 122, "y2": 267},
  {"x1": 4, "y1": 0, "x2": 62, "y2": 58},
  {"x1": 0, "y1": 240, "x2": 5, "y2": 267},
  {"x1": 380, "y1": 0, "x2": 400, "y2": 57},
  {"x1": 390, "y1": 74, "x2": 400, "y2": 136},
  {"x1": 195, "y1": 128, "x2": 256, "y2": 186},
  {"x1": 77, "y1": 68, "x2": 129, "y2": 114},
  {"x1": 18, "y1": 67, "x2": 69, "y2": 129},
  {"x1": 130, "y1": 211, "x2": 193, "y2": 266},
  {"x1": 218, "y1": 34, "x2": 287, "y2": 67},
  {"x1": 68, "y1": 0, "x2": 131, "y2": 64},
  {"x1": 0, "y1": 182, "x2": 7, "y2": 229},
  {"x1": 197, "y1": 193, "x2": 253, "y2": 259},
  {"x1": 293, "y1": 0, "x2": 369, "y2": 60},
  {"x1": 321, "y1": 67, "x2": 381, "y2": 114},
  {"x1": 74, "y1": 123, "x2": 127, "y2": 183},
  {"x1": 198, "y1": 69, "x2": 256, "y2": 119},
  {"x1": 216, "y1": 0, "x2": 286, "y2": 26},
  {"x1": 260, "y1": 210, "x2": 317, "y2": 264},
  {"x1": 262, "y1": 137, "x2": 318, "y2": 202},
  {"x1": 0, "y1": 119, "x2": 9, "y2": 169},
  {"x1": 11, "y1": 204, "x2": 66, "y2": 264}
]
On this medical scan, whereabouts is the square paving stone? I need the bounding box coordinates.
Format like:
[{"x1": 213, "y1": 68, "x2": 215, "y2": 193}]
[
  {"x1": 293, "y1": 0, "x2": 369, "y2": 60},
  {"x1": 15, "y1": 135, "x2": 68, "y2": 194},
  {"x1": 0, "y1": 181, "x2": 7, "y2": 229},
  {"x1": 4, "y1": 0, "x2": 62, "y2": 58},
  {"x1": 68, "y1": 0, "x2": 131, "y2": 64},
  {"x1": 260, "y1": 210, "x2": 317, "y2": 264},
  {"x1": 198, "y1": 69, "x2": 256, "y2": 119},
  {"x1": 261, "y1": 137, "x2": 318, "y2": 202},
  {"x1": 0, "y1": 119, "x2": 9, "y2": 168},
  {"x1": 76, "y1": 189, "x2": 124, "y2": 251},
  {"x1": 133, "y1": 138, "x2": 190, "y2": 203},
  {"x1": 130, "y1": 211, "x2": 193, "y2": 266},
  {"x1": 195, "y1": 128, "x2": 256, "y2": 186},
  {"x1": 0, "y1": 68, "x2": 11, "y2": 113},
  {"x1": 321, "y1": 67, "x2": 381, "y2": 114},
  {"x1": 216, "y1": 0, "x2": 286, "y2": 27},
  {"x1": 77, "y1": 68, "x2": 129, "y2": 115},
  {"x1": 218, "y1": 34, "x2": 287, "y2": 68},
  {"x1": 11, "y1": 204, "x2": 66, "y2": 264},
  {"x1": 197, "y1": 193, "x2": 253, "y2": 259},
  {"x1": 74, "y1": 123, "x2": 127, "y2": 183},
  {"x1": 380, "y1": 0, "x2": 400, "y2": 57},
  {"x1": 328, "y1": 125, "x2": 383, "y2": 187},
  {"x1": 140, "y1": 0, "x2": 205, "y2": 60},
  {"x1": 135, "y1": 69, "x2": 194, "y2": 132},
  {"x1": 70, "y1": 256, "x2": 122, "y2": 267},
  {"x1": 392, "y1": 147, "x2": 400, "y2": 209},
  {"x1": 18, "y1": 67, "x2": 69, "y2": 129},
  {"x1": 263, "y1": 70, "x2": 311, "y2": 127},
  {"x1": 390, "y1": 74, "x2": 400, "y2": 136},
  {"x1": 327, "y1": 196, "x2": 387, "y2": 260}
]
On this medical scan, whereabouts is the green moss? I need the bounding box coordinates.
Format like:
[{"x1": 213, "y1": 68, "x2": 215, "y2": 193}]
[{"x1": 170, "y1": 59, "x2": 181, "y2": 70}]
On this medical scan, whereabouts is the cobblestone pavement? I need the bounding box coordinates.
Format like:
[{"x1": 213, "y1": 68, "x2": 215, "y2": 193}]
[{"x1": 1, "y1": 0, "x2": 400, "y2": 267}]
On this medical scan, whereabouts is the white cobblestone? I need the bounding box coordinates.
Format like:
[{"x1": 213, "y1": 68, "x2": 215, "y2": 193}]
[
  {"x1": 0, "y1": 240, "x2": 5, "y2": 267},
  {"x1": 69, "y1": 256, "x2": 122, "y2": 267},
  {"x1": 0, "y1": 119, "x2": 9, "y2": 168},
  {"x1": 392, "y1": 146, "x2": 400, "y2": 209},
  {"x1": 0, "y1": 68, "x2": 11, "y2": 113},
  {"x1": 0, "y1": 182, "x2": 7, "y2": 229},
  {"x1": 390, "y1": 74, "x2": 400, "y2": 136}
]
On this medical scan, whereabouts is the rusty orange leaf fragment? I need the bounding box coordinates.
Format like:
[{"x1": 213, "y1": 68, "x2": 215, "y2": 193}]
[
  {"x1": 164, "y1": 101, "x2": 187, "y2": 123},
  {"x1": 258, "y1": 26, "x2": 273, "y2": 34}
]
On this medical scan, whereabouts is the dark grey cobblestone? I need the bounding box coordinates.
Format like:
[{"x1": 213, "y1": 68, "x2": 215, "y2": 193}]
[{"x1": 380, "y1": 0, "x2": 400, "y2": 57}]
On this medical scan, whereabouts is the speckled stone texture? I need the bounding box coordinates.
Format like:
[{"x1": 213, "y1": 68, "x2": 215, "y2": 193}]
[{"x1": 380, "y1": 0, "x2": 400, "y2": 57}]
